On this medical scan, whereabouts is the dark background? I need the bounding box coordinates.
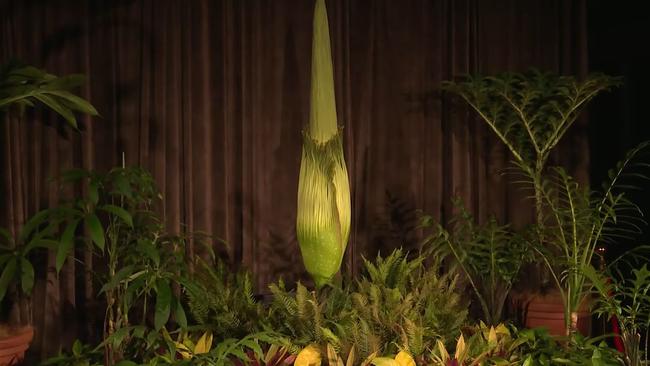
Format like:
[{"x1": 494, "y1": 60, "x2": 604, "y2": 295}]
[{"x1": 588, "y1": 2, "x2": 650, "y2": 259}]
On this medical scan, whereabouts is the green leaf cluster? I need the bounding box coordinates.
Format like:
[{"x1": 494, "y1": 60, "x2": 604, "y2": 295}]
[
  {"x1": 265, "y1": 249, "x2": 468, "y2": 361},
  {"x1": 421, "y1": 200, "x2": 533, "y2": 326},
  {"x1": 186, "y1": 258, "x2": 265, "y2": 340},
  {"x1": 442, "y1": 70, "x2": 619, "y2": 175},
  {"x1": 1, "y1": 61, "x2": 98, "y2": 129},
  {"x1": 585, "y1": 263, "x2": 650, "y2": 366}
]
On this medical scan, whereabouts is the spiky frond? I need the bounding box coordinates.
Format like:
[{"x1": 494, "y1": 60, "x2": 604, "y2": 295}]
[
  {"x1": 266, "y1": 249, "x2": 467, "y2": 361},
  {"x1": 421, "y1": 200, "x2": 531, "y2": 325},
  {"x1": 185, "y1": 258, "x2": 263, "y2": 340},
  {"x1": 442, "y1": 71, "x2": 620, "y2": 170},
  {"x1": 534, "y1": 142, "x2": 650, "y2": 319}
]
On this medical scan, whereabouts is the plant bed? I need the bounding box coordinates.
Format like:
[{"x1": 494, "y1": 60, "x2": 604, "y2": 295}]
[
  {"x1": 525, "y1": 291, "x2": 591, "y2": 336},
  {"x1": 5, "y1": 1, "x2": 650, "y2": 365}
]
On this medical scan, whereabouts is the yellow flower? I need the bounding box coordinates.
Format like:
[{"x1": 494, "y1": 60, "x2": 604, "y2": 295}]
[
  {"x1": 295, "y1": 344, "x2": 322, "y2": 366},
  {"x1": 395, "y1": 351, "x2": 416, "y2": 366}
]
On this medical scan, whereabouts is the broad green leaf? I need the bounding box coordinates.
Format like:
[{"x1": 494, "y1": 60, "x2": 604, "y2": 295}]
[
  {"x1": 32, "y1": 93, "x2": 77, "y2": 128},
  {"x1": 88, "y1": 180, "x2": 99, "y2": 205},
  {"x1": 42, "y1": 74, "x2": 86, "y2": 90},
  {"x1": 174, "y1": 298, "x2": 188, "y2": 329},
  {"x1": 20, "y1": 257, "x2": 35, "y2": 294},
  {"x1": 100, "y1": 205, "x2": 133, "y2": 227},
  {"x1": 18, "y1": 208, "x2": 53, "y2": 244},
  {"x1": 8, "y1": 65, "x2": 46, "y2": 79},
  {"x1": 0, "y1": 258, "x2": 17, "y2": 300},
  {"x1": 110, "y1": 326, "x2": 132, "y2": 349},
  {"x1": 72, "y1": 339, "x2": 83, "y2": 356},
  {"x1": 0, "y1": 94, "x2": 32, "y2": 109},
  {"x1": 100, "y1": 265, "x2": 135, "y2": 294},
  {"x1": 154, "y1": 280, "x2": 172, "y2": 330},
  {"x1": 240, "y1": 338, "x2": 264, "y2": 361},
  {"x1": 229, "y1": 347, "x2": 251, "y2": 362},
  {"x1": 136, "y1": 240, "x2": 160, "y2": 266},
  {"x1": 0, "y1": 254, "x2": 12, "y2": 268},
  {"x1": 44, "y1": 90, "x2": 99, "y2": 116},
  {"x1": 0, "y1": 228, "x2": 12, "y2": 245},
  {"x1": 56, "y1": 219, "x2": 79, "y2": 273},
  {"x1": 23, "y1": 239, "x2": 59, "y2": 254},
  {"x1": 84, "y1": 214, "x2": 105, "y2": 250}
]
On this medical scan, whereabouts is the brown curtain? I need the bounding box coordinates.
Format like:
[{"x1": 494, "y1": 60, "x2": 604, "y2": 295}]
[{"x1": 0, "y1": 0, "x2": 588, "y2": 358}]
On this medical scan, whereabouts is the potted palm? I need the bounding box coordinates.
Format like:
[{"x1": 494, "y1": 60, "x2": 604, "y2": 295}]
[
  {"x1": 0, "y1": 61, "x2": 97, "y2": 365},
  {"x1": 442, "y1": 71, "x2": 624, "y2": 336}
]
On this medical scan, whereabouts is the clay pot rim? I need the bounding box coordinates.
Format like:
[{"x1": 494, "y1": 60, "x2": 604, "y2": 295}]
[{"x1": 0, "y1": 325, "x2": 34, "y2": 344}]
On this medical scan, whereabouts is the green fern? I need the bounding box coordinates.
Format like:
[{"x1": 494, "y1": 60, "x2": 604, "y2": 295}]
[
  {"x1": 442, "y1": 71, "x2": 619, "y2": 176},
  {"x1": 265, "y1": 249, "x2": 467, "y2": 361},
  {"x1": 351, "y1": 250, "x2": 467, "y2": 358},
  {"x1": 422, "y1": 200, "x2": 532, "y2": 325},
  {"x1": 185, "y1": 258, "x2": 264, "y2": 340}
]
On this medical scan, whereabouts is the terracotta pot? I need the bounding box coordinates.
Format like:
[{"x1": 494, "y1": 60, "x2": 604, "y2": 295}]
[
  {"x1": 0, "y1": 326, "x2": 34, "y2": 366},
  {"x1": 525, "y1": 292, "x2": 591, "y2": 336}
]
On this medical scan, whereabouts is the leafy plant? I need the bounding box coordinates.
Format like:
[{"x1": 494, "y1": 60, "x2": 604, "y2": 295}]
[
  {"x1": 142, "y1": 331, "x2": 280, "y2": 366},
  {"x1": 350, "y1": 249, "x2": 467, "y2": 359},
  {"x1": 442, "y1": 70, "x2": 649, "y2": 336},
  {"x1": 50, "y1": 167, "x2": 199, "y2": 364},
  {"x1": 428, "y1": 324, "x2": 621, "y2": 366},
  {"x1": 584, "y1": 263, "x2": 650, "y2": 366},
  {"x1": 266, "y1": 280, "x2": 352, "y2": 354},
  {"x1": 368, "y1": 350, "x2": 416, "y2": 366},
  {"x1": 1, "y1": 61, "x2": 98, "y2": 129},
  {"x1": 173, "y1": 330, "x2": 214, "y2": 360},
  {"x1": 0, "y1": 62, "x2": 97, "y2": 328},
  {"x1": 41, "y1": 340, "x2": 103, "y2": 366},
  {"x1": 421, "y1": 200, "x2": 532, "y2": 325},
  {"x1": 509, "y1": 329, "x2": 621, "y2": 366},
  {"x1": 442, "y1": 71, "x2": 619, "y2": 229},
  {"x1": 185, "y1": 258, "x2": 264, "y2": 340},
  {"x1": 0, "y1": 209, "x2": 60, "y2": 325},
  {"x1": 429, "y1": 323, "x2": 521, "y2": 366},
  {"x1": 533, "y1": 142, "x2": 650, "y2": 335},
  {"x1": 266, "y1": 248, "x2": 467, "y2": 362}
]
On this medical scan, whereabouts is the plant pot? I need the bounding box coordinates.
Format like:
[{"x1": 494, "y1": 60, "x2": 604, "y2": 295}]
[
  {"x1": 525, "y1": 292, "x2": 591, "y2": 336},
  {"x1": 0, "y1": 326, "x2": 34, "y2": 366}
]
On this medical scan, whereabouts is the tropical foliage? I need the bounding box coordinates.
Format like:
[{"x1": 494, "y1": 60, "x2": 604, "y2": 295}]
[
  {"x1": 421, "y1": 200, "x2": 531, "y2": 325},
  {"x1": 1, "y1": 61, "x2": 98, "y2": 128},
  {"x1": 5, "y1": 3, "x2": 650, "y2": 366},
  {"x1": 585, "y1": 263, "x2": 650, "y2": 366},
  {"x1": 443, "y1": 69, "x2": 650, "y2": 337}
]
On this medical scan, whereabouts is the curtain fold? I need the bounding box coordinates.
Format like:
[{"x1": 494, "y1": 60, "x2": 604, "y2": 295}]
[{"x1": 0, "y1": 0, "x2": 587, "y2": 358}]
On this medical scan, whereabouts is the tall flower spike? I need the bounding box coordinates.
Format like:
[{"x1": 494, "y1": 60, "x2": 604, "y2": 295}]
[{"x1": 296, "y1": 0, "x2": 351, "y2": 287}]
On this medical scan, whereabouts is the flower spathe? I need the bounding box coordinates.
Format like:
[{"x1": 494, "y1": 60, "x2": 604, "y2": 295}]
[{"x1": 297, "y1": 0, "x2": 351, "y2": 287}]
